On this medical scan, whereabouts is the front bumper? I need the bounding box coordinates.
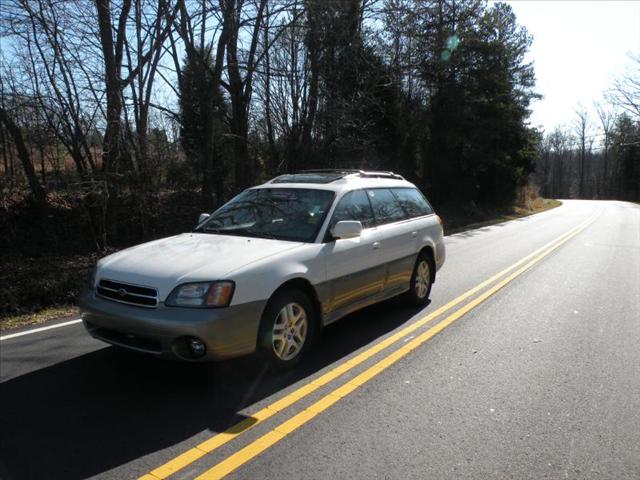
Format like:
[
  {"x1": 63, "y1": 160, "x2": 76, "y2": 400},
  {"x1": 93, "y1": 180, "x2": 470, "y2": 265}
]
[{"x1": 79, "y1": 290, "x2": 267, "y2": 361}]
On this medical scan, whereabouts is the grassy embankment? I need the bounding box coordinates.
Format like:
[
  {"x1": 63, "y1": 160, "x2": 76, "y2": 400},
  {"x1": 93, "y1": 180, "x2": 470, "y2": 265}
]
[{"x1": 441, "y1": 198, "x2": 562, "y2": 235}]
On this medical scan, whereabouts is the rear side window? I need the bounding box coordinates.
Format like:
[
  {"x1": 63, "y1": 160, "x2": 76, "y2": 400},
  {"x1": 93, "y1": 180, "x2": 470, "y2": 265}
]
[
  {"x1": 366, "y1": 188, "x2": 406, "y2": 225},
  {"x1": 392, "y1": 188, "x2": 434, "y2": 218},
  {"x1": 329, "y1": 189, "x2": 375, "y2": 230}
]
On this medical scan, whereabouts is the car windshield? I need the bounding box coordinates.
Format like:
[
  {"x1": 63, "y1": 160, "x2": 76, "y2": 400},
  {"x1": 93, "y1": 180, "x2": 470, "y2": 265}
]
[{"x1": 195, "y1": 188, "x2": 335, "y2": 242}]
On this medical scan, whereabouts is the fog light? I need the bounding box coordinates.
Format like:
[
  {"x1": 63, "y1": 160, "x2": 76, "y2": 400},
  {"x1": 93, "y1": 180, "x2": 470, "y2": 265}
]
[{"x1": 189, "y1": 338, "x2": 206, "y2": 357}]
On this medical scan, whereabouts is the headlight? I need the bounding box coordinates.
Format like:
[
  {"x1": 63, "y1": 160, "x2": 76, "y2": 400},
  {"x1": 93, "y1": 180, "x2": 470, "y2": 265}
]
[{"x1": 165, "y1": 281, "x2": 235, "y2": 308}]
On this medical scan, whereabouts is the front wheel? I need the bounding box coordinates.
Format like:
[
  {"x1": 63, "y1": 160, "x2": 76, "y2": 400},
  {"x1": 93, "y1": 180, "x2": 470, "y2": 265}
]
[
  {"x1": 403, "y1": 253, "x2": 433, "y2": 307},
  {"x1": 257, "y1": 289, "x2": 317, "y2": 369}
]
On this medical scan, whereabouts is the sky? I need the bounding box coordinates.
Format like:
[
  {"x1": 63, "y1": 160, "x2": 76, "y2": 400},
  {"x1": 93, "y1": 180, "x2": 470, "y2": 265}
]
[{"x1": 495, "y1": 0, "x2": 640, "y2": 133}]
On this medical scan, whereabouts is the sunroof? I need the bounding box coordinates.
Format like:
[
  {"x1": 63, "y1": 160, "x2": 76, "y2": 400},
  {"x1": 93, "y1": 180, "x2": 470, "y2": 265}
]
[{"x1": 271, "y1": 173, "x2": 345, "y2": 184}]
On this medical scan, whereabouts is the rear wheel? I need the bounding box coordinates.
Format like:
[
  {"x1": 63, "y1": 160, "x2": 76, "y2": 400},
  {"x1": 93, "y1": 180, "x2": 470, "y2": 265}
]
[
  {"x1": 403, "y1": 253, "x2": 433, "y2": 306},
  {"x1": 258, "y1": 289, "x2": 317, "y2": 369}
]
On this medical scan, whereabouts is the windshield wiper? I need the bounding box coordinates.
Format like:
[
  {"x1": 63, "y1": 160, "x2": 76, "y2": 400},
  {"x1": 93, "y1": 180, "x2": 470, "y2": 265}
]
[
  {"x1": 193, "y1": 227, "x2": 220, "y2": 234},
  {"x1": 195, "y1": 227, "x2": 243, "y2": 236},
  {"x1": 244, "y1": 229, "x2": 278, "y2": 240},
  {"x1": 194, "y1": 227, "x2": 277, "y2": 239}
]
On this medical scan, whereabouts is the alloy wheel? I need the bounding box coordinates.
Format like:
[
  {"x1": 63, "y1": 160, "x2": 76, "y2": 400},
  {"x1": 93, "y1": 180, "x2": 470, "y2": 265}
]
[
  {"x1": 414, "y1": 260, "x2": 431, "y2": 299},
  {"x1": 272, "y1": 302, "x2": 308, "y2": 361}
]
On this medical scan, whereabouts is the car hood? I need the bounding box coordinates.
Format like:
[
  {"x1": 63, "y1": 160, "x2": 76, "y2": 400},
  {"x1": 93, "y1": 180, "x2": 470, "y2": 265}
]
[{"x1": 97, "y1": 233, "x2": 304, "y2": 300}]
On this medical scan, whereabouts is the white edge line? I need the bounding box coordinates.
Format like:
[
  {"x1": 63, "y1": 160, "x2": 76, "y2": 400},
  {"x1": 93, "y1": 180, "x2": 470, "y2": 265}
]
[{"x1": 0, "y1": 319, "x2": 83, "y2": 341}]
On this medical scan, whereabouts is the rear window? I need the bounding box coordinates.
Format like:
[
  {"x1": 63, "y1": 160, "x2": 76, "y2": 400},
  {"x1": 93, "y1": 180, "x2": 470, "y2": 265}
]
[
  {"x1": 366, "y1": 188, "x2": 406, "y2": 225},
  {"x1": 391, "y1": 188, "x2": 434, "y2": 218}
]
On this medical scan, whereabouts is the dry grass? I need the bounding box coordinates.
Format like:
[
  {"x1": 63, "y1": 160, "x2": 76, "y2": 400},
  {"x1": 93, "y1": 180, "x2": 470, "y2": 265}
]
[
  {"x1": 1, "y1": 306, "x2": 79, "y2": 331},
  {"x1": 0, "y1": 253, "x2": 97, "y2": 317},
  {"x1": 0, "y1": 148, "x2": 103, "y2": 176}
]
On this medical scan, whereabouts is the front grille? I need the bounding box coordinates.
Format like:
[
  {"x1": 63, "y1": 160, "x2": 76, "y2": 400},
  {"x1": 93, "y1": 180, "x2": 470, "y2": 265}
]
[
  {"x1": 96, "y1": 279, "x2": 158, "y2": 308},
  {"x1": 89, "y1": 324, "x2": 163, "y2": 353}
]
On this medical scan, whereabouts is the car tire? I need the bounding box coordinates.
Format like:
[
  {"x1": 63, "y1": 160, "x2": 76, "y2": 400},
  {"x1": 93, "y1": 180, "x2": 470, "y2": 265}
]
[
  {"x1": 403, "y1": 252, "x2": 433, "y2": 307},
  {"x1": 257, "y1": 288, "x2": 317, "y2": 369}
]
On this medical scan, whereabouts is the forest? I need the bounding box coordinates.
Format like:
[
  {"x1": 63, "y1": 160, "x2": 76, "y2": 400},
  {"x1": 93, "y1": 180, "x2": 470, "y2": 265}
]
[
  {"x1": 0, "y1": 0, "x2": 638, "y2": 316},
  {"x1": 534, "y1": 96, "x2": 640, "y2": 202}
]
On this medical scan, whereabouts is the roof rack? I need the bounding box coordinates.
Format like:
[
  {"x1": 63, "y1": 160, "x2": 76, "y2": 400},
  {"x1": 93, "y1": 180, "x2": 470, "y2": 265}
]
[
  {"x1": 357, "y1": 170, "x2": 405, "y2": 180},
  {"x1": 297, "y1": 169, "x2": 405, "y2": 181},
  {"x1": 269, "y1": 171, "x2": 350, "y2": 184}
]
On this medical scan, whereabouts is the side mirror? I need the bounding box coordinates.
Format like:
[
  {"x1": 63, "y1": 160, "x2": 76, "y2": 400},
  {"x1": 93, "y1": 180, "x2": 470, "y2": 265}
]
[
  {"x1": 331, "y1": 220, "x2": 363, "y2": 239},
  {"x1": 198, "y1": 213, "x2": 210, "y2": 224}
]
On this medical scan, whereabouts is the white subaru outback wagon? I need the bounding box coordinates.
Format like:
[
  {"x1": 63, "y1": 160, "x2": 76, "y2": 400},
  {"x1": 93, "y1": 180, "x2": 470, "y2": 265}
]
[{"x1": 80, "y1": 170, "x2": 446, "y2": 367}]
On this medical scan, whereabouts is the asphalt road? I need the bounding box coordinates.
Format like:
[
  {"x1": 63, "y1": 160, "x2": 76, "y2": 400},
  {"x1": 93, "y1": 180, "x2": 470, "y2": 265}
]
[{"x1": 1, "y1": 199, "x2": 639, "y2": 480}]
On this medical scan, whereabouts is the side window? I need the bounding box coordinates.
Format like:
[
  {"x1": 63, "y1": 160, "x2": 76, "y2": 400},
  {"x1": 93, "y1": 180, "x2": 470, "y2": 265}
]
[
  {"x1": 392, "y1": 188, "x2": 434, "y2": 218},
  {"x1": 329, "y1": 189, "x2": 375, "y2": 230},
  {"x1": 367, "y1": 188, "x2": 407, "y2": 225}
]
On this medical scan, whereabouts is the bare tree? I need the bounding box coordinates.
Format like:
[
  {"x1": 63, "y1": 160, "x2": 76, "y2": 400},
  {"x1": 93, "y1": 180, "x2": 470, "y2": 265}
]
[
  {"x1": 95, "y1": 0, "x2": 178, "y2": 174},
  {"x1": 0, "y1": 101, "x2": 46, "y2": 205},
  {"x1": 254, "y1": 0, "x2": 315, "y2": 173},
  {"x1": 595, "y1": 102, "x2": 616, "y2": 197},
  {"x1": 1, "y1": 0, "x2": 103, "y2": 176},
  {"x1": 223, "y1": 0, "x2": 268, "y2": 190},
  {"x1": 547, "y1": 127, "x2": 573, "y2": 198},
  {"x1": 574, "y1": 106, "x2": 590, "y2": 197},
  {"x1": 609, "y1": 54, "x2": 640, "y2": 120},
  {"x1": 123, "y1": 0, "x2": 179, "y2": 185}
]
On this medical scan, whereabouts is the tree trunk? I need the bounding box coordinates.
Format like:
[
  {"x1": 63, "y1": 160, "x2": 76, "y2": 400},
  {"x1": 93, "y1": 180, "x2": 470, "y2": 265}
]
[
  {"x1": 0, "y1": 126, "x2": 8, "y2": 179},
  {"x1": 301, "y1": 0, "x2": 319, "y2": 167},
  {"x1": 39, "y1": 143, "x2": 46, "y2": 184},
  {"x1": 225, "y1": 0, "x2": 266, "y2": 190},
  {"x1": 263, "y1": 12, "x2": 279, "y2": 172},
  {"x1": 201, "y1": 142, "x2": 215, "y2": 210},
  {"x1": 96, "y1": 0, "x2": 132, "y2": 173},
  {"x1": 226, "y1": 6, "x2": 251, "y2": 190}
]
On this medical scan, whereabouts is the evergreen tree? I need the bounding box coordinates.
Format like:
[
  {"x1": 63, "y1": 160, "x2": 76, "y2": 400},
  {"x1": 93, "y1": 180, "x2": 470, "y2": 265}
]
[{"x1": 179, "y1": 47, "x2": 228, "y2": 209}]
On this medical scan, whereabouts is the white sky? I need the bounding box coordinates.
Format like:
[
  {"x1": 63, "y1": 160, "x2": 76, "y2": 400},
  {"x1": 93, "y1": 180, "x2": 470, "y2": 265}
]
[{"x1": 495, "y1": 0, "x2": 640, "y2": 133}]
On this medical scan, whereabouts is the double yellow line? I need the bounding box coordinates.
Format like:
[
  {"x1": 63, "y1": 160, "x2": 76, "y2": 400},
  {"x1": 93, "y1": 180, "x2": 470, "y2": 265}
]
[{"x1": 141, "y1": 208, "x2": 600, "y2": 480}]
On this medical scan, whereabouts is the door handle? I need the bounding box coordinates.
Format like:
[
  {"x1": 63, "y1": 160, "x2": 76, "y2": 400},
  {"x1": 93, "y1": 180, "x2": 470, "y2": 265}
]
[
  {"x1": 411, "y1": 231, "x2": 418, "y2": 238},
  {"x1": 372, "y1": 242, "x2": 381, "y2": 250}
]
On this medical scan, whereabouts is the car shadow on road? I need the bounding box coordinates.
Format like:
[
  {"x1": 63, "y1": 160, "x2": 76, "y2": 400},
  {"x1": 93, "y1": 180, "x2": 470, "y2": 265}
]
[{"x1": 0, "y1": 298, "x2": 426, "y2": 480}]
